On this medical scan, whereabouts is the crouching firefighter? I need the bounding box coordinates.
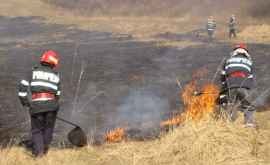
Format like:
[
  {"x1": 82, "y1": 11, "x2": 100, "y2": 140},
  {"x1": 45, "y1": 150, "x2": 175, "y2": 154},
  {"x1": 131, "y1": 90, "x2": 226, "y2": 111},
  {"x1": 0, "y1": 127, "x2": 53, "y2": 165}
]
[
  {"x1": 18, "y1": 50, "x2": 61, "y2": 157},
  {"x1": 218, "y1": 43, "x2": 256, "y2": 127}
]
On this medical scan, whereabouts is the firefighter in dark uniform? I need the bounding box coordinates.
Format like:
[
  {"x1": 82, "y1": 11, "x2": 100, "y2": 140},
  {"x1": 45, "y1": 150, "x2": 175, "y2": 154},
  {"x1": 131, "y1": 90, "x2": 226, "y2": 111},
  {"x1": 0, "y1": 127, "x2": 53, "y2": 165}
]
[
  {"x1": 18, "y1": 50, "x2": 61, "y2": 157},
  {"x1": 229, "y1": 15, "x2": 237, "y2": 38},
  {"x1": 219, "y1": 43, "x2": 256, "y2": 127}
]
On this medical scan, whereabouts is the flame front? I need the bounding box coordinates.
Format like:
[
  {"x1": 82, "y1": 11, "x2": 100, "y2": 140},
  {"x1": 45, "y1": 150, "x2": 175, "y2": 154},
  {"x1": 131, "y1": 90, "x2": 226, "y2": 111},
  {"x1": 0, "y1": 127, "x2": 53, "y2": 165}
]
[
  {"x1": 161, "y1": 80, "x2": 219, "y2": 127},
  {"x1": 182, "y1": 82, "x2": 219, "y2": 121},
  {"x1": 160, "y1": 113, "x2": 185, "y2": 127},
  {"x1": 105, "y1": 128, "x2": 125, "y2": 143}
]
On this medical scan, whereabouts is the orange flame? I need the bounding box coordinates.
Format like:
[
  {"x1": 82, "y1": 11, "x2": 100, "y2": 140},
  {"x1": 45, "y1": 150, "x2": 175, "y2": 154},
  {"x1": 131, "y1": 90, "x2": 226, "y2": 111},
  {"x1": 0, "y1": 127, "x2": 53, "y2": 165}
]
[
  {"x1": 160, "y1": 113, "x2": 185, "y2": 127},
  {"x1": 161, "y1": 80, "x2": 219, "y2": 127},
  {"x1": 105, "y1": 128, "x2": 125, "y2": 143},
  {"x1": 182, "y1": 82, "x2": 219, "y2": 121}
]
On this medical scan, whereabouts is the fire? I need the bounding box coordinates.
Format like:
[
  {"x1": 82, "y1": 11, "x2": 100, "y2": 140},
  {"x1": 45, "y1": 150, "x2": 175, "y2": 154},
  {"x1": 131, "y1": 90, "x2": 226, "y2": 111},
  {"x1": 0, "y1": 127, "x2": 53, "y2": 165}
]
[
  {"x1": 182, "y1": 82, "x2": 219, "y2": 121},
  {"x1": 160, "y1": 113, "x2": 185, "y2": 127},
  {"x1": 105, "y1": 127, "x2": 125, "y2": 143},
  {"x1": 161, "y1": 80, "x2": 219, "y2": 127}
]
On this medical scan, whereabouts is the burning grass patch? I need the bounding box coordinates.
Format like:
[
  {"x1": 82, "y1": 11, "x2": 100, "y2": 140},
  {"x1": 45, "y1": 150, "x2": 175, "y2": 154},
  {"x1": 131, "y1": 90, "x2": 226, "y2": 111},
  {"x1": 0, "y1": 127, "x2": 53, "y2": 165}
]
[
  {"x1": 161, "y1": 67, "x2": 219, "y2": 128},
  {"x1": 105, "y1": 128, "x2": 125, "y2": 143}
]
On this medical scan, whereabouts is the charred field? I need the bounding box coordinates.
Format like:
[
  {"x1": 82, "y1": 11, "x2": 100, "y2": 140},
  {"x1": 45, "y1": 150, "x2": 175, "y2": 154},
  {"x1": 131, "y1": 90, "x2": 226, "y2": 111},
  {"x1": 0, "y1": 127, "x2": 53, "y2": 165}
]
[{"x1": 1, "y1": 15, "x2": 270, "y2": 147}]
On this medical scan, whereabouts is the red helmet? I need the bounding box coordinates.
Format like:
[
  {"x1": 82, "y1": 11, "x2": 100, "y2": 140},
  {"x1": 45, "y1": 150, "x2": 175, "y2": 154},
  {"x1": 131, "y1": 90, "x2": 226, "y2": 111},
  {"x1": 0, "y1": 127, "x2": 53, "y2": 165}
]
[
  {"x1": 232, "y1": 43, "x2": 250, "y2": 59},
  {"x1": 234, "y1": 43, "x2": 248, "y2": 51},
  {"x1": 40, "y1": 50, "x2": 59, "y2": 67}
]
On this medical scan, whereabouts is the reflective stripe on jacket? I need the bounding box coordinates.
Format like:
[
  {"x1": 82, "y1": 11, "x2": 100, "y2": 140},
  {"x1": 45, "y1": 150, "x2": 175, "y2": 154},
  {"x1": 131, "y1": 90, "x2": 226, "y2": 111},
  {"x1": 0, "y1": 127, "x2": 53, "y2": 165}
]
[
  {"x1": 18, "y1": 64, "x2": 61, "y2": 114},
  {"x1": 221, "y1": 55, "x2": 254, "y2": 90}
]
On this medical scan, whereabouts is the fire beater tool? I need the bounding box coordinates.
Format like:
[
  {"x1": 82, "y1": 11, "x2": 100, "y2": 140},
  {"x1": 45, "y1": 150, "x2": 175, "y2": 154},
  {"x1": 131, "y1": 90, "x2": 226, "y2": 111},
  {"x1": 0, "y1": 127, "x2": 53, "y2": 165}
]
[{"x1": 56, "y1": 117, "x2": 87, "y2": 147}]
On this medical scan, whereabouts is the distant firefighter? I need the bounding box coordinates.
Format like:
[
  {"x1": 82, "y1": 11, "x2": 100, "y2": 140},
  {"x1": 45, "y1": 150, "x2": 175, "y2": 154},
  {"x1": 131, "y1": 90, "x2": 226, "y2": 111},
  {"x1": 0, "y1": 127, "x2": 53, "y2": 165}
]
[
  {"x1": 218, "y1": 43, "x2": 256, "y2": 127},
  {"x1": 18, "y1": 50, "x2": 61, "y2": 157},
  {"x1": 206, "y1": 16, "x2": 217, "y2": 41},
  {"x1": 228, "y1": 14, "x2": 237, "y2": 38}
]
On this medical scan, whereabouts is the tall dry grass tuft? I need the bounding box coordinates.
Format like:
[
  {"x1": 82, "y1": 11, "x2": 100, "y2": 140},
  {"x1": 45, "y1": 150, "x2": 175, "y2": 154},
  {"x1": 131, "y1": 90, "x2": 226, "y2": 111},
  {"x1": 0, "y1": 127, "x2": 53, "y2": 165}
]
[{"x1": 1, "y1": 111, "x2": 269, "y2": 165}]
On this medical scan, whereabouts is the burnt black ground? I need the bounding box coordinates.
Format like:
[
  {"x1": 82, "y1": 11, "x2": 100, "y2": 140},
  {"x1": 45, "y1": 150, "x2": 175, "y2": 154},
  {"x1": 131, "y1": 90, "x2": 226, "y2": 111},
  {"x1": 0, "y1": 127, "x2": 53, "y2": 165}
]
[{"x1": 1, "y1": 16, "x2": 270, "y2": 145}]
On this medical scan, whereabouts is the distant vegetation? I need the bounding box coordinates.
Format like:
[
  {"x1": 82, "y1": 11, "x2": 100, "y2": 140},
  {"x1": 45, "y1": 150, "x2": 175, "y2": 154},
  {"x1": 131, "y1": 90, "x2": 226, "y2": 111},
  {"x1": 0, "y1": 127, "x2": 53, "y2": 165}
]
[
  {"x1": 42, "y1": 0, "x2": 270, "y2": 18},
  {"x1": 42, "y1": 0, "x2": 244, "y2": 17},
  {"x1": 248, "y1": 1, "x2": 270, "y2": 18},
  {"x1": 43, "y1": 0, "x2": 192, "y2": 16}
]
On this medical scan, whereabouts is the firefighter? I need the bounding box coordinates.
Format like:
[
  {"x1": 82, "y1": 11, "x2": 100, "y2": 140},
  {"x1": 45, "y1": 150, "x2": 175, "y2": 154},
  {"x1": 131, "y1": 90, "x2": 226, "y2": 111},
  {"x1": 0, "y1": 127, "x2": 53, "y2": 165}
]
[
  {"x1": 219, "y1": 43, "x2": 256, "y2": 127},
  {"x1": 18, "y1": 50, "x2": 61, "y2": 157},
  {"x1": 206, "y1": 16, "x2": 217, "y2": 41},
  {"x1": 228, "y1": 14, "x2": 237, "y2": 38}
]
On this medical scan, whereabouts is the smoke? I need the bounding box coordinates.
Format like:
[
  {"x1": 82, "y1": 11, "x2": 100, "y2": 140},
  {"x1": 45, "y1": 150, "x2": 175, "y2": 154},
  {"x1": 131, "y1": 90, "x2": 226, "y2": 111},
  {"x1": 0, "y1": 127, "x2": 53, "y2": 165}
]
[
  {"x1": 59, "y1": 84, "x2": 171, "y2": 142},
  {"x1": 252, "y1": 87, "x2": 270, "y2": 108},
  {"x1": 115, "y1": 88, "x2": 170, "y2": 131}
]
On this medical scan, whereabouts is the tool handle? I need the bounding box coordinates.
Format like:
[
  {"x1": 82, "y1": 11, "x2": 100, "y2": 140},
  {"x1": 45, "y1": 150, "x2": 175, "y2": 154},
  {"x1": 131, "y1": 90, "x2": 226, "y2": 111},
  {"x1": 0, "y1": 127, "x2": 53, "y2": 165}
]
[
  {"x1": 56, "y1": 116, "x2": 80, "y2": 128},
  {"x1": 176, "y1": 78, "x2": 182, "y2": 90}
]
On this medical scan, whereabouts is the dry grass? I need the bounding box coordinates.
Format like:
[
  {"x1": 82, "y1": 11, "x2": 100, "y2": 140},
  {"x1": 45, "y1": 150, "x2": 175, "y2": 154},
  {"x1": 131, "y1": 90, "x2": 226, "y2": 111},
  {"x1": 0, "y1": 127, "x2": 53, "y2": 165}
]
[
  {"x1": 0, "y1": 1, "x2": 270, "y2": 164},
  {"x1": 1, "y1": 110, "x2": 270, "y2": 165},
  {"x1": 156, "y1": 40, "x2": 203, "y2": 49},
  {"x1": 0, "y1": 0, "x2": 196, "y2": 40},
  {"x1": 44, "y1": 0, "x2": 270, "y2": 19},
  {"x1": 238, "y1": 24, "x2": 270, "y2": 43},
  {"x1": 1, "y1": 0, "x2": 270, "y2": 44}
]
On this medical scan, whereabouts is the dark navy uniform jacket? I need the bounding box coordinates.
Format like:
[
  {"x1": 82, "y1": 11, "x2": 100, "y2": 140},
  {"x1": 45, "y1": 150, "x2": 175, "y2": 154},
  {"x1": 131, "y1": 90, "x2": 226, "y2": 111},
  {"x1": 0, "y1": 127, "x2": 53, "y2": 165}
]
[
  {"x1": 18, "y1": 64, "x2": 61, "y2": 114},
  {"x1": 220, "y1": 53, "x2": 254, "y2": 91}
]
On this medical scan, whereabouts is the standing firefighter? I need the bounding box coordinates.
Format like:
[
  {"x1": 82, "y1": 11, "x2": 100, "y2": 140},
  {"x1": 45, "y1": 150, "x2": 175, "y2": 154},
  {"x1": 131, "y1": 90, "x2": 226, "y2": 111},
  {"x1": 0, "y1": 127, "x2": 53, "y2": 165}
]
[
  {"x1": 206, "y1": 16, "x2": 217, "y2": 41},
  {"x1": 228, "y1": 15, "x2": 237, "y2": 38},
  {"x1": 219, "y1": 43, "x2": 256, "y2": 127},
  {"x1": 18, "y1": 50, "x2": 61, "y2": 157}
]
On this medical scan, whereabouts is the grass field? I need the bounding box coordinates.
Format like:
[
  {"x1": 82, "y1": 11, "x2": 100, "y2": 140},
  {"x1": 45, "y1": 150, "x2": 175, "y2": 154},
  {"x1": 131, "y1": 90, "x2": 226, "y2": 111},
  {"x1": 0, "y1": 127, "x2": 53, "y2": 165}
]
[
  {"x1": 0, "y1": 1, "x2": 270, "y2": 165},
  {"x1": 1, "y1": 0, "x2": 270, "y2": 43},
  {"x1": 1, "y1": 111, "x2": 270, "y2": 165}
]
